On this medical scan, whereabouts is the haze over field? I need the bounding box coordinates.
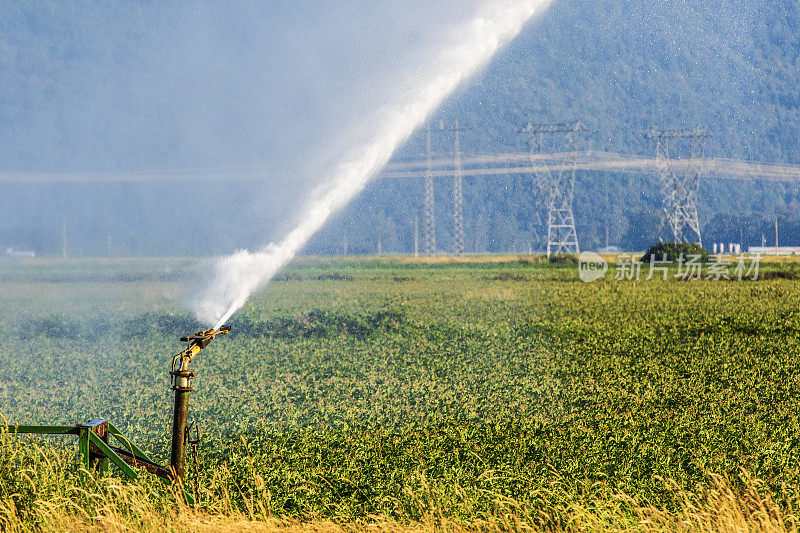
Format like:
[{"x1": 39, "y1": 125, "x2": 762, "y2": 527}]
[
  {"x1": 0, "y1": 1, "x2": 497, "y2": 254},
  {"x1": 0, "y1": 0, "x2": 798, "y2": 257}
]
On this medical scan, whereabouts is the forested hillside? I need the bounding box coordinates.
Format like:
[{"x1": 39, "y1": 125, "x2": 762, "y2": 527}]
[{"x1": 311, "y1": 0, "x2": 800, "y2": 254}]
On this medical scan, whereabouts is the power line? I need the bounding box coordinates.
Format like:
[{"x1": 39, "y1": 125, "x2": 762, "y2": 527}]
[
  {"x1": 381, "y1": 152, "x2": 800, "y2": 182},
  {"x1": 3, "y1": 152, "x2": 800, "y2": 183}
]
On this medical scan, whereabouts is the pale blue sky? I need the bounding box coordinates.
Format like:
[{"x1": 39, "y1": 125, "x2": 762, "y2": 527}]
[{"x1": 0, "y1": 1, "x2": 487, "y2": 173}]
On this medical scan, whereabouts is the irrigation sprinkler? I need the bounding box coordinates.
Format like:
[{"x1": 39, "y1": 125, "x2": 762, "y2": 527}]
[
  {"x1": 170, "y1": 325, "x2": 230, "y2": 480},
  {"x1": 6, "y1": 325, "x2": 231, "y2": 503}
]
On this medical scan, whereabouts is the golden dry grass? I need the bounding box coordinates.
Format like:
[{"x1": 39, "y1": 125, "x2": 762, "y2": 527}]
[{"x1": 2, "y1": 470, "x2": 798, "y2": 532}]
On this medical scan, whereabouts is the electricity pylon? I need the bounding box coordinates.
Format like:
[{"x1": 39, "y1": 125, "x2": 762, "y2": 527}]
[
  {"x1": 422, "y1": 124, "x2": 436, "y2": 254},
  {"x1": 645, "y1": 127, "x2": 708, "y2": 246},
  {"x1": 452, "y1": 118, "x2": 465, "y2": 255},
  {"x1": 523, "y1": 121, "x2": 585, "y2": 258},
  {"x1": 430, "y1": 118, "x2": 468, "y2": 255}
]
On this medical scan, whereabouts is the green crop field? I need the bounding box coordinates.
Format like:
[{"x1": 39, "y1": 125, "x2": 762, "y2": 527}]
[{"x1": 2, "y1": 255, "x2": 800, "y2": 531}]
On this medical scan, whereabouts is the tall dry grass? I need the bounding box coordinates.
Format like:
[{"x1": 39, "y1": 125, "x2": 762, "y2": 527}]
[
  {"x1": 2, "y1": 448, "x2": 798, "y2": 532},
  {"x1": 3, "y1": 416, "x2": 797, "y2": 532}
]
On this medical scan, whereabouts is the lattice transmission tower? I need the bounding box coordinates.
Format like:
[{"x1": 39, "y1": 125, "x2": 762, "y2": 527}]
[
  {"x1": 645, "y1": 127, "x2": 708, "y2": 246},
  {"x1": 420, "y1": 119, "x2": 467, "y2": 255},
  {"x1": 422, "y1": 124, "x2": 436, "y2": 254},
  {"x1": 451, "y1": 118, "x2": 465, "y2": 255},
  {"x1": 523, "y1": 121, "x2": 585, "y2": 258}
]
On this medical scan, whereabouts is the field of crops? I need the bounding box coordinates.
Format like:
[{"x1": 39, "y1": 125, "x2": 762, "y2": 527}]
[{"x1": 2, "y1": 255, "x2": 800, "y2": 530}]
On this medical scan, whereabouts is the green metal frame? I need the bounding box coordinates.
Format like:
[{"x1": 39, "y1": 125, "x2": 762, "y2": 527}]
[
  {"x1": 8, "y1": 418, "x2": 194, "y2": 504},
  {"x1": 4, "y1": 328, "x2": 232, "y2": 506}
]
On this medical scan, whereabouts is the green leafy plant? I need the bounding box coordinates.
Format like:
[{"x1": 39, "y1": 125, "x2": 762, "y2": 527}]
[{"x1": 640, "y1": 241, "x2": 710, "y2": 262}]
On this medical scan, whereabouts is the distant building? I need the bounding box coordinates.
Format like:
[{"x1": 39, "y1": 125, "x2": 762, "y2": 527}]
[
  {"x1": 6, "y1": 247, "x2": 35, "y2": 258},
  {"x1": 599, "y1": 245, "x2": 621, "y2": 253},
  {"x1": 748, "y1": 246, "x2": 800, "y2": 255}
]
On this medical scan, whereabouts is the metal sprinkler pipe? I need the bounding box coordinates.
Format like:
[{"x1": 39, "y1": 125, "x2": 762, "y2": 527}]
[{"x1": 169, "y1": 325, "x2": 230, "y2": 482}]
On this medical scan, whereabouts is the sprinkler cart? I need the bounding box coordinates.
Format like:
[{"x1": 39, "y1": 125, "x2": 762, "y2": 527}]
[{"x1": 6, "y1": 325, "x2": 231, "y2": 503}]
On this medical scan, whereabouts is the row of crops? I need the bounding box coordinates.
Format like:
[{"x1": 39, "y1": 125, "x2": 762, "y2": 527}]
[{"x1": 1, "y1": 256, "x2": 799, "y2": 525}]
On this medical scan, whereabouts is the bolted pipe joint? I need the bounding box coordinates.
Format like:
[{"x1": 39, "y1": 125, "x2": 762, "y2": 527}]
[{"x1": 170, "y1": 369, "x2": 195, "y2": 391}]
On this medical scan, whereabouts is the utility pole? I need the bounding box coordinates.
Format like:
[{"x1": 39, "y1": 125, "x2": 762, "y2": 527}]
[
  {"x1": 422, "y1": 124, "x2": 436, "y2": 254},
  {"x1": 645, "y1": 126, "x2": 708, "y2": 246},
  {"x1": 62, "y1": 218, "x2": 67, "y2": 259},
  {"x1": 523, "y1": 121, "x2": 585, "y2": 258},
  {"x1": 775, "y1": 216, "x2": 779, "y2": 256},
  {"x1": 739, "y1": 226, "x2": 743, "y2": 254},
  {"x1": 413, "y1": 216, "x2": 419, "y2": 257}
]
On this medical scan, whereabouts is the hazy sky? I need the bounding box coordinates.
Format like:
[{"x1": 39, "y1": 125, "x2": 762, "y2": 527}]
[
  {"x1": 7, "y1": 1, "x2": 790, "y2": 257},
  {"x1": 0, "y1": 1, "x2": 517, "y2": 254},
  {"x1": 0, "y1": 1, "x2": 488, "y2": 176}
]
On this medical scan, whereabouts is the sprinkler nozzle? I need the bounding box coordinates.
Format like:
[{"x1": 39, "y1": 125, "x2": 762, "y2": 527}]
[{"x1": 171, "y1": 325, "x2": 231, "y2": 379}]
